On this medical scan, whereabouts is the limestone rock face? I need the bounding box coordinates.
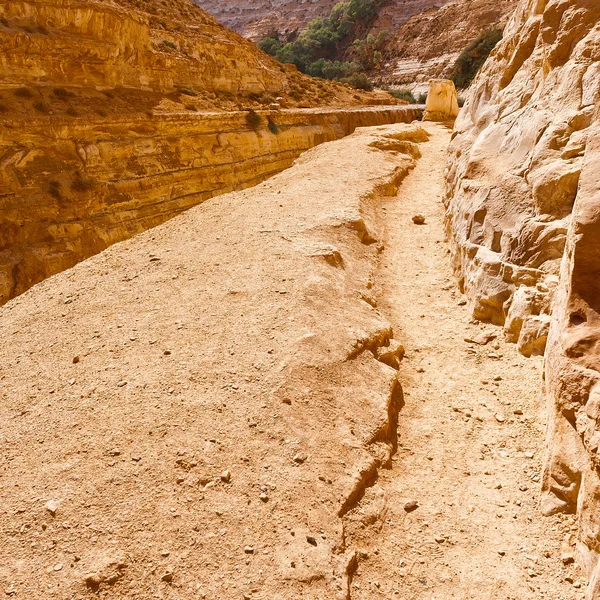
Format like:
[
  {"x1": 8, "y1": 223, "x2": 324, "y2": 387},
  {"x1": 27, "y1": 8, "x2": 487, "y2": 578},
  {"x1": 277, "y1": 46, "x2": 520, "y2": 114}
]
[
  {"x1": 196, "y1": 0, "x2": 444, "y2": 42},
  {"x1": 423, "y1": 79, "x2": 459, "y2": 122},
  {"x1": 378, "y1": 0, "x2": 515, "y2": 90},
  {"x1": 196, "y1": 0, "x2": 514, "y2": 90},
  {"x1": 446, "y1": 0, "x2": 600, "y2": 593}
]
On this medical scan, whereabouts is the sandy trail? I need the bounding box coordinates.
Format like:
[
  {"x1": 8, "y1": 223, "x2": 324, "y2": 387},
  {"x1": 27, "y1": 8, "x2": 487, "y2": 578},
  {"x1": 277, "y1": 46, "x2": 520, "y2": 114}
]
[{"x1": 345, "y1": 123, "x2": 584, "y2": 599}]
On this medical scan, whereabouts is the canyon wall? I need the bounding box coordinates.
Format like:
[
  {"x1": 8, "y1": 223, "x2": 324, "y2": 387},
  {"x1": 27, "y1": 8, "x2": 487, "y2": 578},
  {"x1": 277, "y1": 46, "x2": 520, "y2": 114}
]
[
  {"x1": 0, "y1": 105, "x2": 421, "y2": 305},
  {"x1": 194, "y1": 0, "x2": 445, "y2": 42},
  {"x1": 379, "y1": 0, "x2": 515, "y2": 91},
  {"x1": 195, "y1": 0, "x2": 514, "y2": 91},
  {"x1": 1, "y1": 0, "x2": 282, "y2": 95},
  {"x1": 445, "y1": 0, "x2": 600, "y2": 594},
  {"x1": 0, "y1": 0, "x2": 415, "y2": 305}
]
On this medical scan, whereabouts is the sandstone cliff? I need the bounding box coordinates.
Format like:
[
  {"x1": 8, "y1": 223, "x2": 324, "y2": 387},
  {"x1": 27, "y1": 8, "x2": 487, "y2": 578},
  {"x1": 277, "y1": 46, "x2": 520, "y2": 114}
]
[
  {"x1": 446, "y1": 0, "x2": 600, "y2": 595},
  {"x1": 379, "y1": 0, "x2": 515, "y2": 90},
  {"x1": 195, "y1": 0, "x2": 444, "y2": 42},
  {"x1": 195, "y1": 0, "x2": 515, "y2": 90},
  {"x1": 0, "y1": 0, "x2": 385, "y2": 104},
  {"x1": 0, "y1": 105, "x2": 420, "y2": 305}
]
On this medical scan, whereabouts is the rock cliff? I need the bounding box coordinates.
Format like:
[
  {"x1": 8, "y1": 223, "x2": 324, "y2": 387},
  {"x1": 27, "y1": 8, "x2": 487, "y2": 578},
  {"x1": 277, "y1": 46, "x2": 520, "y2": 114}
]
[
  {"x1": 0, "y1": 105, "x2": 420, "y2": 305},
  {"x1": 0, "y1": 0, "x2": 387, "y2": 103},
  {"x1": 195, "y1": 0, "x2": 443, "y2": 42},
  {"x1": 380, "y1": 0, "x2": 515, "y2": 90},
  {"x1": 195, "y1": 0, "x2": 515, "y2": 89},
  {"x1": 446, "y1": 0, "x2": 600, "y2": 594}
]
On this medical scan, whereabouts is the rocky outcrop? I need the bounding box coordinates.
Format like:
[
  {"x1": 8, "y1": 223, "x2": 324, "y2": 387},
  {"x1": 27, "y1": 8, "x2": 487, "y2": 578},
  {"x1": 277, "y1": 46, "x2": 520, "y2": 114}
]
[
  {"x1": 2, "y1": 0, "x2": 281, "y2": 95},
  {"x1": 195, "y1": 0, "x2": 444, "y2": 42},
  {"x1": 195, "y1": 0, "x2": 514, "y2": 92},
  {"x1": 446, "y1": 0, "x2": 600, "y2": 594},
  {"x1": 0, "y1": 0, "x2": 415, "y2": 305},
  {"x1": 0, "y1": 123, "x2": 426, "y2": 599},
  {"x1": 379, "y1": 0, "x2": 514, "y2": 91},
  {"x1": 423, "y1": 79, "x2": 459, "y2": 122}
]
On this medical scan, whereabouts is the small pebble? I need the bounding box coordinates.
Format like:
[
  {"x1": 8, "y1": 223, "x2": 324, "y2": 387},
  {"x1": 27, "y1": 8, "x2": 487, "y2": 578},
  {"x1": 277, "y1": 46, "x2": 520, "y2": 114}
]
[
  {"x1": 293, "y1": 452, "x2": 308, "y2": 464},
  {"x1": 45, "y1": 499, "x2": 60, "y2": 515}
]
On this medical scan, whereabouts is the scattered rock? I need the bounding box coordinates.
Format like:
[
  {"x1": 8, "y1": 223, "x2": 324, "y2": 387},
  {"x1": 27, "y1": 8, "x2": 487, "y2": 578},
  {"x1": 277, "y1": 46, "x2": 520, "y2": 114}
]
[
  {"x1": 220, "y1": 470, "x2": 231, "y2": 483},
  {"x1": 404, "y1": 500, "x2": 419, "y2": 512},
  {"x1": 412, "y1": 214, "x2": 426, "y2": 225},
  {"x1": 161, "y1": 571, "x2": 173, "y2": 583},
  {"x1": 244, "y1": 546, "x2": 254, "y2": 554},
  {"x1": 464, "y1": 332, "x2": 496, "y2": 346},
  {"x1": 293, "y1": 452, "x2": 308, "y2": 464},
  {"x1": 306, "y1": 535, "x2": 317, "y2": 546},
  {"x1": 44, "y1": 499, "x2": 60, "y2": 515},
  {"x1": 495, "y1": 414, "x2": 505, "y2": 423}
]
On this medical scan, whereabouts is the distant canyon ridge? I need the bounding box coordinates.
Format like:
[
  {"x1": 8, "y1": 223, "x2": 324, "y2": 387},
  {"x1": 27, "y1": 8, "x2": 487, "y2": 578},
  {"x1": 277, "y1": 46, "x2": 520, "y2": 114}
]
[{"x1": 194, "y1": 0, "x2": 517, "y2": 88}]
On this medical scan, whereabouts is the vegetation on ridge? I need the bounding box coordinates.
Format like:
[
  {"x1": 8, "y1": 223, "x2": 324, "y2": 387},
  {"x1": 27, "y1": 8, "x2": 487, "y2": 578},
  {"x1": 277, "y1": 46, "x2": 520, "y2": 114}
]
[
  {"x1": 450, "y1": 28, "x2": 503, "y2": 89},
  {"x1": 258, "y1": 0, "x2": 387, "y2": 90}
]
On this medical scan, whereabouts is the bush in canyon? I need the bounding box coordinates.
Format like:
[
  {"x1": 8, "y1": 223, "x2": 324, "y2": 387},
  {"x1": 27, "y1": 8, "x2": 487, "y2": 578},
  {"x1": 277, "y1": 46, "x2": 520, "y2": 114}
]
[
  {"x1": 450, "y1": 28, "x2": 503, "y2": 89},
  {"x1": 257, "y1": 0, "x2": 381, "y2": 89},
  {"x1": 386, "y1": 88, "x2": 416, "y2": 103},
  {"x1": 353, "y1": 30, "x2": 389, "y2": 71},
  {"x1": 246, "y1": 109, "x2": 262, "y2": 130},
  {"x1": 340, "y1": 72, "x2": 373, "y2": 91}
]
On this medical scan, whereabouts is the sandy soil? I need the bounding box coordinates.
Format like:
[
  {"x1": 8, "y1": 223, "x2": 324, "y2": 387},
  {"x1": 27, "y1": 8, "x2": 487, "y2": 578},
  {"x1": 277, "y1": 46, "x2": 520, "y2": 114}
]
[
  {"x1": 0, "y1": 123, "x2": 420, "y2": 599},
  {"x1": 0, "y1": 121, "x2": 585, "y2": 599}
]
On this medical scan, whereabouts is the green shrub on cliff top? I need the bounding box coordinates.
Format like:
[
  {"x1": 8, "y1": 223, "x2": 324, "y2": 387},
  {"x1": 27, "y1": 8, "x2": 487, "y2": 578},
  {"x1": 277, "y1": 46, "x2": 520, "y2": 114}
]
[{"x1": 257, "y1": 0, "x2": 382, "y2": 90}]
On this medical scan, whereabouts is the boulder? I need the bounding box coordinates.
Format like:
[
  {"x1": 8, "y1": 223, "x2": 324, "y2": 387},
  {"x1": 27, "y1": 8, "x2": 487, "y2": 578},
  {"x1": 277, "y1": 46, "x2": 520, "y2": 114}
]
[{"x1": 423, "y1": 79, "x2": 459, "y2": 122}]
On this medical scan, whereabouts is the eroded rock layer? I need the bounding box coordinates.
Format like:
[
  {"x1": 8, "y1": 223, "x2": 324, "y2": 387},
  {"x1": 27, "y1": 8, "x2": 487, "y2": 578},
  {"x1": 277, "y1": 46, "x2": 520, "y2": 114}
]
[
  {"x1": 446, "y1": 0, "x2": 600, "y2": 594},
  {"x1": 0, "y1": 105, "x2": 420, "y2": 305},
  {"x1": 380, "y1": 0, "x2": 515, "y2": 90},
  {"x1": 1, "y1": 0, "x2": 321, "y2": 97},
  {"x1": 0, "y1": 123, "x2": 426, "y2": 600},
  {"x1": 0, "y1": 0, "x2": 417, "y2": 305}
]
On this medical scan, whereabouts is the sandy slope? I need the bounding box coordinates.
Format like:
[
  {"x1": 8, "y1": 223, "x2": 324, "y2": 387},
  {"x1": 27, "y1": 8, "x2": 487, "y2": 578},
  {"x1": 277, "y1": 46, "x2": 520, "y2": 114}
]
[{"x1": 0, "y1": 123, "x2": 423, "y2": 599}]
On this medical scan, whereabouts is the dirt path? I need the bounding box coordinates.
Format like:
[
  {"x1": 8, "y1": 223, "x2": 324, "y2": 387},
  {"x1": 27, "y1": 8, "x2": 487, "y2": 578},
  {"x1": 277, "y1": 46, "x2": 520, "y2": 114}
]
[{"x1": 345, "y1": 123, "x2": 584, "y2": 599}]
